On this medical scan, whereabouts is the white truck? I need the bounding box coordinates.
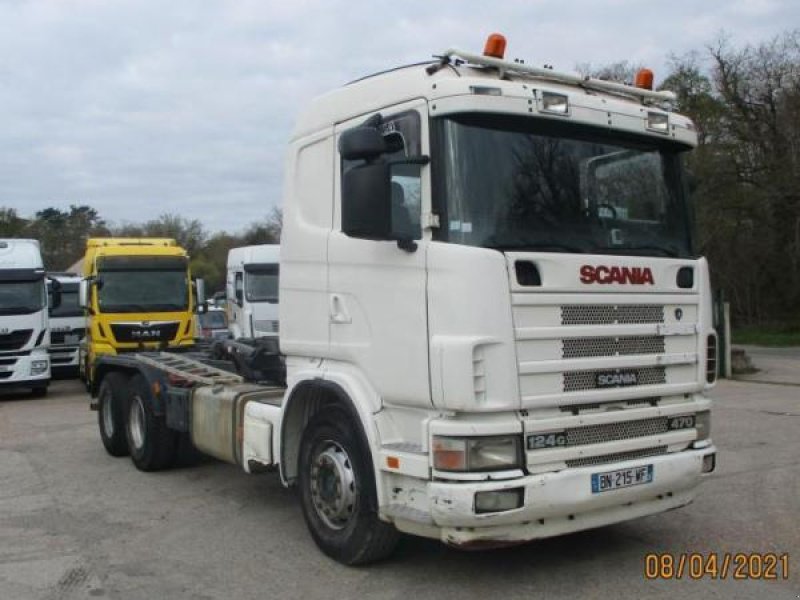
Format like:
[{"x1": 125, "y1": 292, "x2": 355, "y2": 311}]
[
  {"x1": 226, "y1": 244, "x2": 280, "y2": 339},
  {"x1": 47, "y1": 272, "x2": 85, "y2": 375},
  {"x1": 87, "y1": 36, "x2": 717, "y2": 565},
  {"x1": 0, "y1": 239, "x2": 55, "y2": 396}
]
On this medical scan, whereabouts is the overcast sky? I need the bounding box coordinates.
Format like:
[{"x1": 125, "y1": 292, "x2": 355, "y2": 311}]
[{"x1": 1, "y1": 0, "x2": 797, "y2": 233}]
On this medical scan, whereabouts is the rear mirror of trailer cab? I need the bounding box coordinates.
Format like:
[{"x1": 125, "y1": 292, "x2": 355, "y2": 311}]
[
  {"x1": 78, "y1": 279, "x2": 90, "y2": 309},
  {"x1": 193, "y1": 278, "x2": 208, "y2": 313},
  {"x1": 47, "y1": 278, "x2": 62, "y2": 310}
]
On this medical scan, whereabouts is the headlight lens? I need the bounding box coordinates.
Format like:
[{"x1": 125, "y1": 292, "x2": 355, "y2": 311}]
[
  {"x1": 695, "y1": 410, "x2": 711, "y2": 441},
  {"x1": 31, "y1": 360, "x2": 49, "y2": 375},
  {"x1": 433, "y1": 435, "x2": 522, "y2": 472}
]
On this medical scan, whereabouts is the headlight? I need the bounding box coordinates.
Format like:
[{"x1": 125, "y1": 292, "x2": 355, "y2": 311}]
[
  {"x1": 695, "y1": 410, "x2": 711, "y2": 441},
  {"x1": 433, "y1": 435, "x2": 522, "y2": 472},
  {"x1": 31, "y1": 360, "x2": 49, "y2": 375}
]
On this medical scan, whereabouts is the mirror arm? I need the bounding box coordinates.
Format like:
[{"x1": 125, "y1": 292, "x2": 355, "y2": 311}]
[{"x1": 396, "y1": 239, "x2": 418, "y2": 253}]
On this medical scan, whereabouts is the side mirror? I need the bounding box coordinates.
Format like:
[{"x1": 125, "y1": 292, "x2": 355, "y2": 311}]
[
  {"x1": 78, "y1": 279, "x2": 89, "y2": 309},
  {"x1": 47, "y1": 278, "x2": 62, "y2": 310},
  {"x1": 342, "y1": 162, "x2": 393, "y2": 240},
  {"x1": 235, "y1": 287, "x2": 243, "y2": 307},
  {"x1": 339, "y1": 127, "x2": 386, "y2": 161},
  {"x1": 194, "y1": 278, "x2": 207, "y2": 313}
]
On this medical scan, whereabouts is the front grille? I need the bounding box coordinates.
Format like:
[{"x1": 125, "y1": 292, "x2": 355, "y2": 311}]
[
  {"x1": 0, "y1": 372, "x2": 11, "y2": 380},
  {"x1": 566, "y1": 446, "x2": 668, "y2": 468},
  {"x1": 50, "y1": 355, "x2": 74, "y2": 365},
  {"x1": 560, "y1": 398, "x2": 658, "y2": 414},
  {"x1": 562, "y1": 336, "x2": 665, "y2": 358},
  {"x1": 561, "y1": 305, "x2": 664, "y2": 325},
  {"x1": 50, "y1": 328, "x2": 86, "y2": 345},
  {"x1": 0, "y1": 329, "x2": 33, "y2": 351},
  {"x1": 566, "y1": 416, "x2": 669, "y2": 447},
  {"x1": 0, "y1": 357, "x2": 16, "y2": 366},
  {"x1": 563, "y1": 366, "x2": 666, "y2": 392},
  {"x1": 110, "y1": 322, "x2": 180, "y2": 343}
]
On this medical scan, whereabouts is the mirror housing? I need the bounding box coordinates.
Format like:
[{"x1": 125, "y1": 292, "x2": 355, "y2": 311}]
[
  {"x1": 46, "y1": 277, "x2": 62, "y2": 310},
  {"x1": 342, "y1": 162, "x2": 393, "y2": 240},
  {"x1": 193, "y1": 278, "x2": 207, "y2": 313},
  {"x1": 339, "y1": 127, "x2": 386, "y2": 161},
  {"x1": 78, "y1": 279, "x2": 90, "y2": 309}
]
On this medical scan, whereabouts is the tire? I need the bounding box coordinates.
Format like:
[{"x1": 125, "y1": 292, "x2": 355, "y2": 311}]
[
  {"x1": 31, "y1": 385, "x2": 48, "y2": 398},
  {"x1": 125, "y1": 374, "x2": 178, "y2": 472},
  {"x1": 97, "y1": 372, "x2": 130, "y2": 457},
  {"x1": 298, "y1": 407, "x2": 400, "y2": 565}
]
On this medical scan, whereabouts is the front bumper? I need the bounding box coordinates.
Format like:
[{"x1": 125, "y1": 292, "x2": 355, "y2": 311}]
[
  {"x1": 400, "y1": 445, "x2": 715, "y2": 546},
  {"x1": 0, "y1": 351, "x2": 51, "y2": 386}
]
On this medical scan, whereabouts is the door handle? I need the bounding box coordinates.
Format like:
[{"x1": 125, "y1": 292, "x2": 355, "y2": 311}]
[{"x1": 329, "y1": 294, "x2": 352, "y2": 324}]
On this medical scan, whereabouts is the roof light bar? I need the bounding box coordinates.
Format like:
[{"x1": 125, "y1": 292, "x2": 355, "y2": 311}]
[{"x1": 439, "y1": 47, "x2": 676, "y2": 104}]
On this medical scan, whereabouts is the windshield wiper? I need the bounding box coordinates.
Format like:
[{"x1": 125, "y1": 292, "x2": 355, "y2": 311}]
[
  {"x1": 483, "y1": 242, "x2": 585, "y2": 253},
  {"x1": 597, "y1": 245, "x2": 679, "y2": 257}
]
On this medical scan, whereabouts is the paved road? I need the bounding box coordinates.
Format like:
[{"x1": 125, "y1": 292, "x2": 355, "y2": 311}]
[
  {"x1": 736, "y1": 345, "x2": 800, "y2": 386},
  {"x1": 1, "y1": 379, "x2": 798, "y2": 600}
]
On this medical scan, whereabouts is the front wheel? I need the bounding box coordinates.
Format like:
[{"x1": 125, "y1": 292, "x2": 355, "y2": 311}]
[
  {"x1": 298, "y1": 408, "x2": 399, "y2": 565},
  {"x1": 98, "y1": 372, "x2": 130, "y2": 457},
  {"x1": 126, "y1": 374, "x2": 178, "y2": 471}
]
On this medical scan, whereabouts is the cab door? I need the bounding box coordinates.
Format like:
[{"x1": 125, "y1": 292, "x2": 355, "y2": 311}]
[{"x1": 328, "y1": 101, "x2": 432, "y2": 407}]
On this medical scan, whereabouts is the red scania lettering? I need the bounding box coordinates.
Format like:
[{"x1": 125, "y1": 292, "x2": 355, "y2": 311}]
[{"x1": 580, "y1": 265, "x2": 655, "y2": 285}]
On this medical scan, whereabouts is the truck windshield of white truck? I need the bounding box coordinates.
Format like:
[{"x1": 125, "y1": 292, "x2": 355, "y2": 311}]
[
  {"x1": 48, "y1": 282, "x2": 82, "y2": 317},
  {"x1": 244, "y1": 264, "x2": 278, "y2": 304},
  {"x1": 96, "y1": 256, "x2": 189, "y2": 313},
  {"x1": 433, "y1": 114, "x2": 693, "y2": 258},
  {"x1": 0, "y1": 277, "x2": 45, "y2": 315}
]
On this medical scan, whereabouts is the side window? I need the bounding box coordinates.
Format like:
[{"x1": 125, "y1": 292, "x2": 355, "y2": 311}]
[{"x1": 342, "y1": 111, "x2": 423, "y2": 240}]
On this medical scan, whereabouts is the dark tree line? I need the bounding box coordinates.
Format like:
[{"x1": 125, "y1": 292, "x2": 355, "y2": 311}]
[
  {"x1": 0, "y1": 205, "x2": 282, "y2": 293},
  {"x1": 660, "y1": 30, "x2": 800, "y2": 326}
]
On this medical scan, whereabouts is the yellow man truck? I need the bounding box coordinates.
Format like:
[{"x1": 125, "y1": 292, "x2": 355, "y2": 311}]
[{"x1": 78, "y1": 238, "x2": 204, "y2": 388}]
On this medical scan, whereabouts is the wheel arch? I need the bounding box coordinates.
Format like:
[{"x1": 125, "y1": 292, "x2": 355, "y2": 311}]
[{"x1": 279, "y1": 378, "x2": 380, "y2": 490}]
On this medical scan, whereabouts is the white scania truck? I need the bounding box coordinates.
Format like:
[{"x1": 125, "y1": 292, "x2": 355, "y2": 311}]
[
  {"x1": 226, "y1": 244, "x2": 280, "y2": 339},
  {"x1": 87, "y1": 36, "x2": 717, "y2": 565},
  {"x1": 0, "y1": 239, "x2": 54, "y2": 396}
]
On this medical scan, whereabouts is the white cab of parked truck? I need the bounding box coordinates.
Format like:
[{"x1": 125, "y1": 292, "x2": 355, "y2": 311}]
[
  {"x1": 0, "y1": 239, "x2": 52, "y2": 395},
  {"x1": 47, "y1": 273, "x2": 85, "y2": 374},
  {"x1": 276, "y1": 35, "x2": 717, "y2": 561},
  {"x1": 226, "y1": 244, "x2": 279, "y2": 338}
]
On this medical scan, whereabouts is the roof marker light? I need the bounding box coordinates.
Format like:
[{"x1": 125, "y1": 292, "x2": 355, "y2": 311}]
[
  {"x1": 635, "y1": 68, "x2": 654, "y2": 90},
  {"x1": 483, "y1": 33, "x2": 507, "y2": 59}
]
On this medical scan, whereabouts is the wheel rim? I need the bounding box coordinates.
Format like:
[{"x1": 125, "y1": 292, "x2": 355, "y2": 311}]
[
  {"x1": 309, "y1": 440, "x2": 357, "y2": 530},
  {"x1": 101, "y1": 388, "x2": 114, "y2": 437},
  {"x1": 129, "y1": 396, "x2": 146, "y2": 451}
]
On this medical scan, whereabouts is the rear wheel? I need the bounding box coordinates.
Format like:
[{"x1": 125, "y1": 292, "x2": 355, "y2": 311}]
[
  {"x1": 126, "y1": 374, "x2": 178, "y2": 471},
  {"x1": 98, "y1": 372, "x2": 130, "y2": 456},
  {"x1": 298, "y1": 407, "x2": 399, "y2": 565}
]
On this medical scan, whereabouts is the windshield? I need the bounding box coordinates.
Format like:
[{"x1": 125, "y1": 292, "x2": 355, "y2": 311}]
[
  {"x1": 433, "y1": 114, "x2": 694, "y2": 257},
  {"x1": 245, "y1": 266, "x2": 278, "y2": 303},
  {"x1": 0, "y1": 280, "x2": 45, "y2": 315},
  {"x1": 199, "y1": 310, "x2": 227, "y2": 329},
  {"x1": 97, "y1": 256, "x2": 189, "y2": 313},
  {"x1": 49, "y1": 283, "x2": 83, "y2": 318}
]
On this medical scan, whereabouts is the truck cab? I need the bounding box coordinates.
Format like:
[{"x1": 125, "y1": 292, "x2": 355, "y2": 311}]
[
  {"x1": 78, "y1": 238, "x2": 200, "y2": 384},
  {"x1": 47, "y1": 272, "x2": 85, "y2": 375},
  {"x1": 278, "y1": 36, "x2": 717, "y2": 556},
  {"x1": 226, "y1": 244, "x2": 279, "y2": 339},
  {"x1": 0, "y1": 239, "x2": 53, "y2": 396}
]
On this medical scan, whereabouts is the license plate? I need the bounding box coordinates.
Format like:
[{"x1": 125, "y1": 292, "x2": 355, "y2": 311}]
[
  {"x1": 64, "y1": 334, "x2": 79, "y2": 345},
  {"x1": 591, "y1": 464, "x2": 653, "y2": 493}
]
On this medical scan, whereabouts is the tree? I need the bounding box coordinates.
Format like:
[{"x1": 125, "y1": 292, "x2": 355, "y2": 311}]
[
  {"x1": 0, "y1": 208, "x2": 27, "y2": 237},
  {"x1": 28, "y1": 205, "x2": 109, "y2": 270}
]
